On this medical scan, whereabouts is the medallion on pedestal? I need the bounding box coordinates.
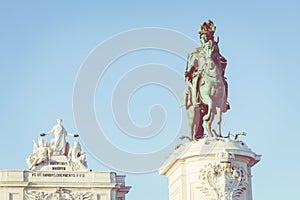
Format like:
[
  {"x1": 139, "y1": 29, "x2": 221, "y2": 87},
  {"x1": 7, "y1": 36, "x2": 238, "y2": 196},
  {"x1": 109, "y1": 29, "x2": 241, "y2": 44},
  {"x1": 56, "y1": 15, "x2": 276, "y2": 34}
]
[{"x1": 198, "y1": 152, "x2": 249, "y2": 200}]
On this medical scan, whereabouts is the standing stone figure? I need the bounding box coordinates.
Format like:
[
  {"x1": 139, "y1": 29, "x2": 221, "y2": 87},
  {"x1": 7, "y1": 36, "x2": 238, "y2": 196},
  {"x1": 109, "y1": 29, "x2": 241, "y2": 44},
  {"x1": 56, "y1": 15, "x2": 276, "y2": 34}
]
[
  {"x1": 183, "y1": 20, "x2": 230, "y2": 139},
  {"x1": 41, "y1": 118, "x2": 78, "y2": 156}
]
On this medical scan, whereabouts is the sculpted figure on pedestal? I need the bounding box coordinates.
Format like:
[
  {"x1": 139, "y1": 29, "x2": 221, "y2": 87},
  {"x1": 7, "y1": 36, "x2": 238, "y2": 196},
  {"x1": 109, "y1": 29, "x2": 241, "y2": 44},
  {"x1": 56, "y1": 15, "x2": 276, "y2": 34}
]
[
  {"x1": 183, "y1": 20, "x2": 230, "y2": 139},
  {"x1": 41, "y1": 118, "x2": 79, "y2": 156},
  {"x1": 69, "y1": 141, "x2": 88, "y2": 170},
  {"x1": 26, "y1": 138, "x2": 51, "y2": 170}
]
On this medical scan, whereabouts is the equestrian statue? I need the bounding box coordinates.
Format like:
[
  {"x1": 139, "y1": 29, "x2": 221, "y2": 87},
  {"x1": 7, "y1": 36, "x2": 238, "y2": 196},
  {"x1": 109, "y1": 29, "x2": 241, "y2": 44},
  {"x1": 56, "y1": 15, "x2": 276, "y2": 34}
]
[{"x1": 183, "y1": 20, "x2": 230, "y2": 139}]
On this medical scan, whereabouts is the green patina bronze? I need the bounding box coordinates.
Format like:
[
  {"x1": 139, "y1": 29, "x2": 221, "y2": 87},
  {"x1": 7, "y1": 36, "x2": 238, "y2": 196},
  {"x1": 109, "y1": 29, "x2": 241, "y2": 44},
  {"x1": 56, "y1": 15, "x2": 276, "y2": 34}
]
[{"x1": 183, "y1": 20, "x2": 230, "y2": 139}]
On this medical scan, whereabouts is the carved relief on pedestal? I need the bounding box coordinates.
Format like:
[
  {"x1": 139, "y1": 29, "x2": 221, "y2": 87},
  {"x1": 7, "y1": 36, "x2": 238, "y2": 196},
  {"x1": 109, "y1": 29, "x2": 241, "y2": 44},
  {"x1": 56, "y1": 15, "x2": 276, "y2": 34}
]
[
  {"x1": 24, "y1": 190, "x2": 50, "y2": 200},
  {"x1": 197, "y1": 152, "x2": 249, "y2": 200},
  {"x1": 69, "y1": 191, "x2": 93, "y2": 200},
  {"x1": 24, "y1": 188, "x2": 93, "y2": 200}
]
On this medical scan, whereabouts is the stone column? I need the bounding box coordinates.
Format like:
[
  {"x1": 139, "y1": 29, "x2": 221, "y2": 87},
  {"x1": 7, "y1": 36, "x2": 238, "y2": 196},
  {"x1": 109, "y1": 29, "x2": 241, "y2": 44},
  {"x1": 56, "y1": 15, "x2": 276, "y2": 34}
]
[{"x1": 159, "y1": 138, "x2": 261, "y2": 200}]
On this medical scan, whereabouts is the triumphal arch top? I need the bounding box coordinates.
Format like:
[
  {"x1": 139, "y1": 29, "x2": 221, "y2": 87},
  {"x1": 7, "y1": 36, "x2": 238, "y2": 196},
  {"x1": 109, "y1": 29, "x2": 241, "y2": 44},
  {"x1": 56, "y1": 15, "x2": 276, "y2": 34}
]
[{"x1": 0, "y1": 119, "x2": 131, "y2": 200}]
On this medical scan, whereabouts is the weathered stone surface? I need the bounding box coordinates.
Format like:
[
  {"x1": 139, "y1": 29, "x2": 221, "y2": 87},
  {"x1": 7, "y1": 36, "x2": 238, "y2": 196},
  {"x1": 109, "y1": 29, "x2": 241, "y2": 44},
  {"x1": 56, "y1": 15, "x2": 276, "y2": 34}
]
[
  {"x1": 0, "y1": 170, "x2": 130, "y2": 200},
  {"x1": 159, "y1": 138, "x2": 261, "y2": 200}
]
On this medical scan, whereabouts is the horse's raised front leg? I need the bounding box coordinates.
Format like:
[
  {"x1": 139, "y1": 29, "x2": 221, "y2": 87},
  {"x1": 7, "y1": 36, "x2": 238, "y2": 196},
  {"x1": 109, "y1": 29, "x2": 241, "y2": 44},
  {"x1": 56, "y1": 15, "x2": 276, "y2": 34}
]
[{"x1": 203, "y1": 98, "x2": 212, "y2": 121}]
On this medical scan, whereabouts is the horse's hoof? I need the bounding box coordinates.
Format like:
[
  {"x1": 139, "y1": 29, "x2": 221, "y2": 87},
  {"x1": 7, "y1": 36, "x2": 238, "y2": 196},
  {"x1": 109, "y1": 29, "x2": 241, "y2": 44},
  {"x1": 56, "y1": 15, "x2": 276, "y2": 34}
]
[{"x1": 203, "y1": 114, "x2": 209, "y2": 121}]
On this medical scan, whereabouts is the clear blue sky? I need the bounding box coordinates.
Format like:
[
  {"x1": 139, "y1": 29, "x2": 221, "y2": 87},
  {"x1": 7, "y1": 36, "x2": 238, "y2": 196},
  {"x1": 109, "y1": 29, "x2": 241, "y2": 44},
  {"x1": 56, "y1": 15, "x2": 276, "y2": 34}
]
[{"x1": 1, "y1": 1, "x2": 300, "y2": 199}]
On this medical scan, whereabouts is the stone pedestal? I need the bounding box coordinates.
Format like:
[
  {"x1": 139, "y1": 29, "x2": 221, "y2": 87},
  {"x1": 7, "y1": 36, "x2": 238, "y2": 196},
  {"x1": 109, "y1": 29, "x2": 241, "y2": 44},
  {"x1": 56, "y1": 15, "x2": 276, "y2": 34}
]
[{"x1": 159, "y1": 138, "x2": 261, "y2": 200}]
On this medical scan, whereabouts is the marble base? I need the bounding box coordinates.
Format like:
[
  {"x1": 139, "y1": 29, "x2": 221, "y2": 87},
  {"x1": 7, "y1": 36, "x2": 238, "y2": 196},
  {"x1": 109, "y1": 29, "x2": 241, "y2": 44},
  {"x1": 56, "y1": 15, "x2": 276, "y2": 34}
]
[{"x1": 159, "y1": 138, "x2": 261, "y2": 200}]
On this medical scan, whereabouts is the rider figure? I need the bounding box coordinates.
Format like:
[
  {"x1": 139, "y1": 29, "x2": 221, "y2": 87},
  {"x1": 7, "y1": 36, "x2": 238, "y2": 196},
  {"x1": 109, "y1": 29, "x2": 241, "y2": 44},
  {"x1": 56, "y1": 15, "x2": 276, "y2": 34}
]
[{"x1": 185, "y1": 20, "x2": 230, "y2": 111}]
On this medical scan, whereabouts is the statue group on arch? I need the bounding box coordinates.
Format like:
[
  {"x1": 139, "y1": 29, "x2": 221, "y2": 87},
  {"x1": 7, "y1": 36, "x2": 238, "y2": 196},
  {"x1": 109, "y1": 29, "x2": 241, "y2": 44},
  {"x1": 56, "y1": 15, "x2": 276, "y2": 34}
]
[{"x1": 26, "y1": 119, "x2": 87, "y2": 170}]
